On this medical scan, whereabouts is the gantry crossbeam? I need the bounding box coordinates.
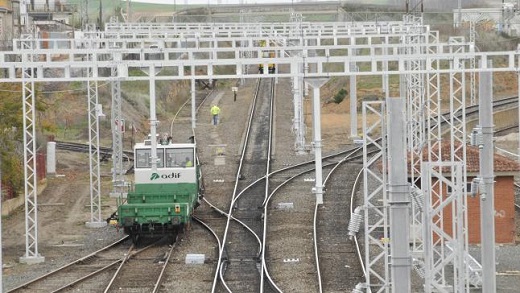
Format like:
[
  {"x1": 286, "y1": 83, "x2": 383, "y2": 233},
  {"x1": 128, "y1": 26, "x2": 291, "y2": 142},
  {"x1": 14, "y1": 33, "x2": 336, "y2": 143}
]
[{"x1": 1, "y1": 37, "x2": 519, "y2": 83}]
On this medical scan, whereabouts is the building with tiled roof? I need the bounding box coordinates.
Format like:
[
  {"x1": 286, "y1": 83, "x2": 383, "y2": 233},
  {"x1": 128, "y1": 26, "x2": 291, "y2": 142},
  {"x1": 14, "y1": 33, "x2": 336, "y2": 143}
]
[{"x1": 413, "y1": 141, "x2": 520, "y2": 244}]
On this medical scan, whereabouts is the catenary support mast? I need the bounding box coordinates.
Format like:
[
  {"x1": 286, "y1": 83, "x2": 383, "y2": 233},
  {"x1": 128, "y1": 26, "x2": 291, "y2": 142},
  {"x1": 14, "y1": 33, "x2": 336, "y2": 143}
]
[
  {"x1": 19, "y1": 0, "x2": 44, "y2": 262},
  {"x1": 19, "y1": 35, "x2": 44, "y2": 265},
  {"x1": 86, "y1": 24, "x2": 106, "y2": 228},
  {"x1": 110, "y1": 51, "x2": 126, "y2": 198},
  {"x1": 387, "y1": 98, "x2": 411, "y2": 293},
  {"x1": 479, "y1": 61, "x2": 497, "y2": 293}
]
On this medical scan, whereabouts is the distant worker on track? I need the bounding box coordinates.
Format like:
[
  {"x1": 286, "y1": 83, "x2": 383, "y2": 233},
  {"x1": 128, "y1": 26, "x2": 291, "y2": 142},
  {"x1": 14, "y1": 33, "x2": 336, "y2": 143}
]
[{"x1": 211, "y1": 104, "x2": 221, "y2": 125}]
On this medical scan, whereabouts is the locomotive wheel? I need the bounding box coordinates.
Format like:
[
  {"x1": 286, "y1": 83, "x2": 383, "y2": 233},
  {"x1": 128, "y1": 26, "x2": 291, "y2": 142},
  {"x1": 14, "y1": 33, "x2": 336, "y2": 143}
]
[
  {"x1": 169, "y1": 231, "x2": 179, "y2": 244},
  {"x1": 130, "y1": 232, "x2": 140, "y2": 245}
]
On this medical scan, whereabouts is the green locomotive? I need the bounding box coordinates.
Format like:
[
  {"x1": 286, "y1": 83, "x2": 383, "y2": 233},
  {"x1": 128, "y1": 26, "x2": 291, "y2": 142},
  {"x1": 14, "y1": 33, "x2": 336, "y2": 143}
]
[{"x1": 114, "y1": 136, "x2": 203, "y2": 243}]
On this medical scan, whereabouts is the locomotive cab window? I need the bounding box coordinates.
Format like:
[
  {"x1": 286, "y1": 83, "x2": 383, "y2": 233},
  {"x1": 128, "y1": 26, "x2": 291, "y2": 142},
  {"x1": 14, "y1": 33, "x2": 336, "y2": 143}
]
[
  {"x1": 136, "y1": 149, "x2": 166, "y2": 168},
  {"x1": 165, "y1": 147, "x2": 194, "y2": 168},
  {"x1": 136, "y1": 146, "x2": 194, "y2": 169},
  {"x1": 136, "y1": 149, "x2": 151, "y2": 168},
  {"x1": 165, "y1": 149, "x2": 177, "y2": 167}
]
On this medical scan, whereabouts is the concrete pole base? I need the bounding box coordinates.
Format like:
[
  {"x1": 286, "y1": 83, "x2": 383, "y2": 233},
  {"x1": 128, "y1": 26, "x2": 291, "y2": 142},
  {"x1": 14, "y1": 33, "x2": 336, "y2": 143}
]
[
  {"x1": 85, "y1": 221, "x2": 108, "y2": 228},
  {"x1": 19, "y1": 255, "x2": 45, "y2": 264}
]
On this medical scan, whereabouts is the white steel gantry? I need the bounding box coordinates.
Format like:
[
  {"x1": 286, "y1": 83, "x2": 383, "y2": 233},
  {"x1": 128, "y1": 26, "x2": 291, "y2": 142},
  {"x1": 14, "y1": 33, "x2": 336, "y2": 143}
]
[
  {"x1": 1, "y1": 19, "x2": 514, "y2": 293},
  {"x1": 99, "y1": 20, "x2": 434, "y2": 171},
  {"x1": 100, "y1": 20, "x2": 432, "y2": 143}
]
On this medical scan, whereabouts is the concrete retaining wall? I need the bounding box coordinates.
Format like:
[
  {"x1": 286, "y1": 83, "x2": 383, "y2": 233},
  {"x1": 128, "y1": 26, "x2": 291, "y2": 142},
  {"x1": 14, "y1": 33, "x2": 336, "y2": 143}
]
[{"x1": 1, "y1": 180, "x2": 47, "y2": 216}]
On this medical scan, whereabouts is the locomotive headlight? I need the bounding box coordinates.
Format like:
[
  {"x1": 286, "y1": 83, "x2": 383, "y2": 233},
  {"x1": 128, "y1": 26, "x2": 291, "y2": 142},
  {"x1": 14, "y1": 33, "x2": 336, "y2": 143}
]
[{"x1": 175, "y1": 204, "x2": 181, "y2": 214}]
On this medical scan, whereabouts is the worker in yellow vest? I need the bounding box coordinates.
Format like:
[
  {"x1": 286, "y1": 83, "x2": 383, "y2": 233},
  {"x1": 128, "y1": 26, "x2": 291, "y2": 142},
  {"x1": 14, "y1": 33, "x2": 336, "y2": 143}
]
[
  {"x1": 184, "y1": 157, "x2": 193, "y2": 167},
  {"x1": 211, "y1": 104, "x2": 221, "y2": 125}
]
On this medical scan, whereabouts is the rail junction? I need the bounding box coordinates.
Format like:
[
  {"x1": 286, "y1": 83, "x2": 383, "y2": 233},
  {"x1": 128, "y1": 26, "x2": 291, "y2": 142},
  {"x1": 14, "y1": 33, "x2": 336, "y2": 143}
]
[{"x1": 2, "y1": 1, "x2": 520, "y2": 292}]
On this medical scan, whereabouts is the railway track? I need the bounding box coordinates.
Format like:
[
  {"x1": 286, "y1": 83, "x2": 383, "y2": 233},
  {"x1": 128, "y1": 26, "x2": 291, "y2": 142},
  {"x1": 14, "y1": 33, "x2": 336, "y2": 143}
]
[
  {"x1": 209, "y1": 77, "x2": 275, "y2": 292},
  {"x1": 262, "y1": 143, "x2": 379, "y2": 292},
  {"x1": 53, "y1": 95, "x2": 518, "y2": 163},
  {"x1": 104, "y1": 237, "x2": 176, "y2": 293},
  {"x1": 453, "y1": 96, "x2": 518, "y2": 121},
  {"x1": 315, "y1": 148, "x2": 364, "y2": 292},
  {"x1": 168, "y1": 87, "x2": 213, "y2": 141},
  {"x1": 199, "y1": 137, "x2": 378, "y2": 292},
  {"x1": 494, "y1": 124, "x2": 519, "y2": 137},
  {"x1": 20, "y1": 86, "x2": 217, "y2": 293},
  {"x1": 194, "y1": 75, "x2": 382, "y2": 292},
  {"x1": 6, "y1": 236, "x2": 180, "y2": 293},
  {"x1": 7, "y1": 237, "x2": 129, "y2": 293},
  {"x1": 54, "y1": 141, "x2": 133, "y2": 161}
]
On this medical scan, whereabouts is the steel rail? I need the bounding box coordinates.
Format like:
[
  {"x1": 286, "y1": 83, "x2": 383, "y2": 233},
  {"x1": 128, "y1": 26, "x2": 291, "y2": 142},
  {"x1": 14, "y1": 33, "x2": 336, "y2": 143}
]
[
  {"x1": 152, "y1": 242, "x2": 177, "y2": 293},
  {"x1": 169, "y1": 83, "x2": 214, "y2": 136},
  {"x1": 493, "y1": 124, "x2": 519, "y2": 137},
  {"x1": 260, "y1": 79, "x2": 277, "y2": 292},
  {"x1": 102, "y1": 244, "x2": 138, "y2": 293},
  {"x1": 51, "y1": 243, "x2": 172, "y2": 293},
  {"x1": 351, "y1": 169, "x2": 368, "y2": 282},
  {"x1": 55, "y1": 140, "x2": 133, "y2": 160},
  {"x1": 193, "y1": 215, "x2": 222, "y2": 254},
  {"x1": 313, "y1": 146, "x2": 364, "y2": 293},
  {"x1": 50, "y1": 259, "x2": 124, "y2": 293}
]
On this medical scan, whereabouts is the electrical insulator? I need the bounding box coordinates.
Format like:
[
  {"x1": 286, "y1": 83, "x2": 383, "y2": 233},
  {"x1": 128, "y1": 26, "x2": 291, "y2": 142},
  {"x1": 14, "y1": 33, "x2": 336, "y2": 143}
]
[
  {"x1": 348, "y1": 206, "x2": 363, "y2": 240},
  {"x1": 470, "y1": 128, "x2": 477, "y2": 145},
  {"x1": 470, "y1": 178, "x2": 480, "y2": 197},
  {"x1": 479, "y1": 180, "x2": 487, "y2": 201},
  {"x1": 412, "y1": 259, "x2": 426, "y2": 278},
  {"x1": 411, "y1": 187, "x2": 424, "y2": 213},
  {"x1": 352, "y1": 283, "x2": 366, "y2": 293},
  {"x1": 470, "y1": 127, "x2": 483, "y2": 149}
]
